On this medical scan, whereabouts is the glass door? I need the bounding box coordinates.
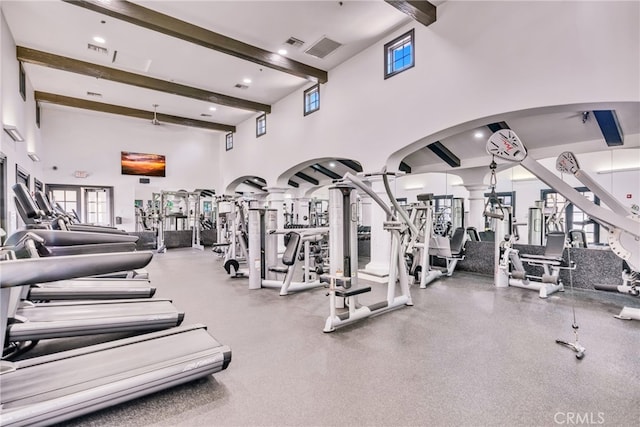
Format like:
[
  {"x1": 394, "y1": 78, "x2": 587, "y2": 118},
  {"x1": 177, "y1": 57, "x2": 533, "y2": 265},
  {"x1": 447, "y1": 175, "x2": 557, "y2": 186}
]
[
  {"x1": 47, "y1": 185, "x2": 114, "y2": 226},
  {"x1": 85, "y1": 188, "x2": 110, "y2": 226},
  {"x1": 50, "y1": 187, "x2": 80, "y2": 222}
]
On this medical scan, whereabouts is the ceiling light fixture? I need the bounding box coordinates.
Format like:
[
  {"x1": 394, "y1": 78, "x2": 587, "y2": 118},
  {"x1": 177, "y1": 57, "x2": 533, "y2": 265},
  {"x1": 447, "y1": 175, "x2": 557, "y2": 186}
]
[
  {"x1": 474, "y1": 131, "x2": 484, "y2": 138},
  {"x1": 3, "y1": 124, "x2": 25, "y2": 142},
  {"x1": 278, "y1": 49, "x2": 288, "y2": 55},
  {"x1": 28, "y1": 152, "x2": 41, "y2": 162},
  {"x1": 93, "y1": 36, "x2": 106, "y2": 44},
  {"x1": 209, "y1": 106, "x2": 217, "y2": 111},
  {"x1": 243, "y1": 78, "x2": 252, "y2": 84}
]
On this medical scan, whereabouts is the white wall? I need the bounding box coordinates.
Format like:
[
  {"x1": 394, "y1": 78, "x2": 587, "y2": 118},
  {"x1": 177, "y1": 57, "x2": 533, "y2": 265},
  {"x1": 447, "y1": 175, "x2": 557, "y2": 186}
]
[
  {"x1": 1, "y1": 9, "x2": 45, "y2": 234},
  {"x1": 2, "y1": 2, "x2": 638, "y2": 237},
  {"x1": 40, "y1": 108, "x2": 221, "y2": 231},
  {"x1": 221, "y1": 0, "x2": 639, "y2": 189}
]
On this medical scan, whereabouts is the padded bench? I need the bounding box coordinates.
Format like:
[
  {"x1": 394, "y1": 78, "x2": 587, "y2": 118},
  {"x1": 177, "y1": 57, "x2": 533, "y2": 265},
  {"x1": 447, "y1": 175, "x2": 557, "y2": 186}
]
[{"x1": 267, "y1": 231, "x2": 300, "y2": 275}]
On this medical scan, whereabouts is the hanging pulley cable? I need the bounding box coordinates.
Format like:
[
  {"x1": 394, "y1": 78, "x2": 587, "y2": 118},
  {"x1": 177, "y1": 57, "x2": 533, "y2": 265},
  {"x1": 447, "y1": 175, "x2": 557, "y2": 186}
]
[{"x1": 483, "y1": 157, "x2": 506, "y2": 220}]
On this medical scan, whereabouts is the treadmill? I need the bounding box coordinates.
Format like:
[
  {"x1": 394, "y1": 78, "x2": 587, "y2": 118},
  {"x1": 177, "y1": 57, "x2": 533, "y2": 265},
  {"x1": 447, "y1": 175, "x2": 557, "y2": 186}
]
[
  {"x1": 11, "y1": 183, "x2": 149, "y2": 280},
  {"x1": 5, "y1": 230, "x2": 155, "y2": 300},
  {"x1": 33, "y1": 186, "x2": 128, "y2": 235},
  {"x1": 1, "y1": 242, "x2": 184, "y2": 351},
  {"x1": 0, "y1": 253, "x2": 231, "y2": 427}
]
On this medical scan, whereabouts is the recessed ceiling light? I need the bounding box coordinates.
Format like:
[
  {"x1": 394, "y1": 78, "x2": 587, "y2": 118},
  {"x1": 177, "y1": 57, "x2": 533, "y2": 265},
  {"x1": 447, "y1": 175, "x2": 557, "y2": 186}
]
[
  {"x1": 329, "y1": 162, "x2": 336, "y2": 168},
  {"x1": 93, "y1": 36, "x2": 106, "y2": 44},
  {"x1": 474, "y1": 131, "x2": 484, "y2": 138},
  {"x1": 243, "y1": 78, "x2": 252, "y2": 84},
  {"x1": 278, "y1": 49, "x2": 288, "y2": 55},
  {"x1": 209, "y1": 106, "x2": 217, "y2": 111}
]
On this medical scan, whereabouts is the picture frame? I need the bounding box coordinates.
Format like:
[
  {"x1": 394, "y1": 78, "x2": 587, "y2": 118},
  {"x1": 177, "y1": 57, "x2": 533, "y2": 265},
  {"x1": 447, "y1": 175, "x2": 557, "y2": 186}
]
[{"x1": 121, "y1": 151, "x2": 166, "y2": 177}]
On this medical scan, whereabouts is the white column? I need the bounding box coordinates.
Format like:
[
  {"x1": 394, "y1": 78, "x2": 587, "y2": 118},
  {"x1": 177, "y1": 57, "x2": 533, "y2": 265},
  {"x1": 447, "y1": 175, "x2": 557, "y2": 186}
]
[
  {"x1": 265, "y1": 187, "x2": 287, "y2": 251},
  {"x1": 361, "y1": 180, "x2": 390, "y2": 277},
  {"x1": 359, "y1": 195, "x2": 372, "y2": 227},
  {"x1": 294, "y1": 198, "x2": 311, "y2": 225},
  {"x1": 464, "y1": 183, "x2": 488, "y2": 231}
]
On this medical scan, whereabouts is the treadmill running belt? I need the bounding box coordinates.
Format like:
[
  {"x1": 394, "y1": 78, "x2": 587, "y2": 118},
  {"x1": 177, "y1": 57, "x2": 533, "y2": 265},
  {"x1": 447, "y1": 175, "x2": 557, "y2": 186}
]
[{"x1": 0, "y1": 324, "x2": 231, "y2": 426}]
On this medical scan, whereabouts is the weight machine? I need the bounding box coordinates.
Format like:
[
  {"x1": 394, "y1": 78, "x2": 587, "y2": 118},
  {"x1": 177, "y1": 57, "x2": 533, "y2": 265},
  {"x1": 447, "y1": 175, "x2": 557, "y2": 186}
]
[
  {"x1": 247, "y1": 208, "x2": 327, "y2": 295},
  {"x1": 152, "y1": 190, "x2": 204, "y2": 253},
  {"x1": 405, "y1": 195, "x2": 467, "y2": 288},
  {"x1": 218, "y1": 197, "x2": 253, "y2": 277},
  {"x1": 321, "y1": 171, "x2": 414, "y2": 333},
  {"x1": 555, "y1": 151, "x2": 639, "y2": 320},
  {"x1": 486, "y1": 129, "x2": 640, "y2": 357}
]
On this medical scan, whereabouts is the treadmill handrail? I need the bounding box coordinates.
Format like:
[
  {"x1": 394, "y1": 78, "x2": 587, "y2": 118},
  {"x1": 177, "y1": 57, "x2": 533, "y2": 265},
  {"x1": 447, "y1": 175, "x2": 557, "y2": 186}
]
[
  {"x1": 1, "y1": 252, "x2": 153, "y2": 288},
  {"x1": 5, "y1": 229, "x2": 138, "y2": 246}
]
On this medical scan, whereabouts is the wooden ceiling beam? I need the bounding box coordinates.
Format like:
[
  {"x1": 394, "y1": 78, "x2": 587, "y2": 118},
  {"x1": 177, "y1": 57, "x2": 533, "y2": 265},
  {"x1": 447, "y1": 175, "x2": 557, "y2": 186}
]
[
  {"x1": 35, "y1": 91, "x2": 236, "y2": 133},
  {"x1": 384, "y1": 1, "x2": 437, "y2": 27},
  {"x1": 242, "y1": 179, "x2": 266, "y2": 191},
  {"x1": 295, "y1": 171, "x2": 319, "y2": 186},
  {"x1": 18, "y1": 46, "x2": 270, "y2": 114},
  {"x1": 337, "y1": 159, "x2": 363, "y2": 173},
  {"x1": 64, "y1": 0, "x2": 328, "y2": 84},
  {"x1": 310, "y1": 163, "x2": 342, "y2": 180}
]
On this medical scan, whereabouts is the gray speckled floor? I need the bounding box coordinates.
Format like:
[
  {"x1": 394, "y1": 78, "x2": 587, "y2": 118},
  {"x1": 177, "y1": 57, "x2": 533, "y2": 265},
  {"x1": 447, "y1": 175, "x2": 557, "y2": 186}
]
[{"x1": 26, "y1": 248, "x2": 640, "y2": 426}]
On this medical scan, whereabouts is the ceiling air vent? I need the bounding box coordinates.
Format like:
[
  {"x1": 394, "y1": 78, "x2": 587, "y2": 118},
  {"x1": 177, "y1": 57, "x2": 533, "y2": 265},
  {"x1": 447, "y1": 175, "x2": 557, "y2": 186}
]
[
  {"x1": 305, "y1": 36, "x2": 342, "y2": 59},
  {"x1": 200, "y1": 113, "x2": 212, "y2": 117},
  {"x1": 284, "y1": 37, "x2": 305, "y2": 48},
  {"x1": 86, "y1": 91, "x2": 103, "y2": 98},
  {"x1": 87, "y1": 43, "x2": 108, "y2": 55},
  {"x1": 234, "y1": 83, "x2": 249, "y2": 90}
]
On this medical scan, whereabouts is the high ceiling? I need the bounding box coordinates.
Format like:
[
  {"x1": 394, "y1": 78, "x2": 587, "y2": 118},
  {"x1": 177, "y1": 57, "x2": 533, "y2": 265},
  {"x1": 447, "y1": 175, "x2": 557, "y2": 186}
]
[
  {"x1": 2, "y1": 0, "x2": 418, "y2": 128},
  {"x1": 2, "y1": 0, "x2": 638, "y2": 188}
]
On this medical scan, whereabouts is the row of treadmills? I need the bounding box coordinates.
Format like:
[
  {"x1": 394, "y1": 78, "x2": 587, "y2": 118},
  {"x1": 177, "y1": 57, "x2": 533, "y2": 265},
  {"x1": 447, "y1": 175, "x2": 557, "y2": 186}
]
[{"x1": 0, "y1": 183, "x2": 231, "y2": 426}]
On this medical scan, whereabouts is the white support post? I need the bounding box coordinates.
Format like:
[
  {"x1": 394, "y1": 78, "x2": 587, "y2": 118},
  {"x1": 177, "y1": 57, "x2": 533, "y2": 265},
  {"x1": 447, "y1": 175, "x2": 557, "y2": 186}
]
[
  {"x1": 265, "y1": 187, "x2": 287, "y2": 253},
  {"x1": 362, "y1": 180, "x2": 390, "y2": 277},
  {"x1": 464, "y1": 183, "x2": 488, "y2": 232}
]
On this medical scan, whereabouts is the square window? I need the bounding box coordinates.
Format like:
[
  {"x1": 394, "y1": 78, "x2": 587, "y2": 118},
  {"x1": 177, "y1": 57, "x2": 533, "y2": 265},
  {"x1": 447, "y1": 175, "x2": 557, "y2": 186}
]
[
  {"x1": 256, "y1": 114, "x2": 267, "y2": 137},
  {"x1": 225, "y1": 133, "x2": 233, "y2": 151},
  {"x1": 304, "y1": 84, "x2": 320, "y2": 116},
  {"x1": 384, "y1": 29, "x2": 415, "y2": 79}
]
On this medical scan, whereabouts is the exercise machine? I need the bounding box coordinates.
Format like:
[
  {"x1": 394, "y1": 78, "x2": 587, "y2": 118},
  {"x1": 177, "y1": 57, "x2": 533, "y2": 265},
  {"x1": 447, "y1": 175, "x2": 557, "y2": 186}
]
[
  {"x1": 33, "y1": 189, "x2": 126, "y2": 235},
  {"x1": 13, "y1": 183, "x2": 126, "y2": 235},
  {"x1": 498, "y1": 230, "x2": 570, "y2": 298},
  {"x1": 220, "y1": 197, "x2": 253, "y2": 277},
  {"x1": 1, "y1": 233, "x2": 184, "y2": 358},
  {"x1": 404, "y1": 196, "x2": 467, "y2": 288},
  {"x1": 555, "y1": 151, "x2": 639, "y2": 320},
  {"x1": 322, "y1": 171, "x2": 414, "y2": 332},
  {"x1": 486, "y1": 129, "x2": 638, "y2": 357},
  {"x1": 2, "y1": 229, "x2": 155, "y2": 301},
  {"x1": 247, "y1": 208, "x2": 327, "y2": 295},
  {"x1": 153, "y1": 190, "x2": 204, "y2": 253},
  {"x1": 0, "y1": 252, "x2": 230, "y2": 426}
]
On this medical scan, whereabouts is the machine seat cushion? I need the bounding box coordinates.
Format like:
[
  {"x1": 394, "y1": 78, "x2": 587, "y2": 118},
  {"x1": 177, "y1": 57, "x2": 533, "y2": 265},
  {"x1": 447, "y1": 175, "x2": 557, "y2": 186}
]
[
  {"x1": 449, "y1": 227, "x2": 466, "y2": 257},
  {"x1": 281, "y1": 232, "x2": 301, "y2": 266},
  {"x1": 335, "y1": 286, "x2": 372, "y2": 297}
]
